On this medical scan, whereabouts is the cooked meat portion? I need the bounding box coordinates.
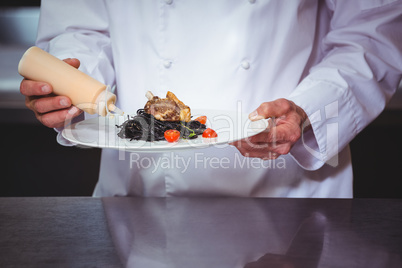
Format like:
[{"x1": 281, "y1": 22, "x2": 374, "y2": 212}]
[{"x1": 144, "y1": 91, "x2": 191, "y2": 122}]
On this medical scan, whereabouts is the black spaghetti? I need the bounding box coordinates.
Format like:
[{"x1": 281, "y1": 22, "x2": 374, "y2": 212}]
[{"x1": 116, "y1": 109, "x2": 206, "y2": 142}]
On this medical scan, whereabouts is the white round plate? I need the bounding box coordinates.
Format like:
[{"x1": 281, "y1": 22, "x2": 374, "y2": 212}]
[{"x1": 62, "y1": 109, "x2": 269, "y2": 152}]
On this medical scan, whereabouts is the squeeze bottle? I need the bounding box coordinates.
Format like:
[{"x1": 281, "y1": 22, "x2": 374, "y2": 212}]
[{"x1": 18, "y1": 46, "x2": 123, "y2": 116}]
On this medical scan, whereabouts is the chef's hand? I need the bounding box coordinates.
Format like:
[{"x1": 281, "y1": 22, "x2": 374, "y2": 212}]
[
  {"x1": 20, "y1": 58, "x2": 83, "y2": 128},
  {"x1": 231, "y1": 98, "x2": 309, "y2": 160}
]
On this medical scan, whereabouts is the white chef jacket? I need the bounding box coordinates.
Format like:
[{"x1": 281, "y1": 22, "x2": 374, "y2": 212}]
[{"x1": 36, "y1": 0, "x2": 402, "y2": 198}]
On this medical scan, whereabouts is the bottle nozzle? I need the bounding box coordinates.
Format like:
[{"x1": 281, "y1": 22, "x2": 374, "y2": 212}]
[{"x1": 108, "y1": 103, "x2": 124, "y2": 115}]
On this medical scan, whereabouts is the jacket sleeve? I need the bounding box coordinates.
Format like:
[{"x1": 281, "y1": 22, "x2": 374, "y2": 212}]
[
  {"x1": 288, "y1": 0, "x2": 402, "y2": 170},
  {"x1": 36, "y1": 0, "x2": 114, "y2": 145},
  {"x1": 36, "y1": 0, "x2": 114, "y2": 86}
]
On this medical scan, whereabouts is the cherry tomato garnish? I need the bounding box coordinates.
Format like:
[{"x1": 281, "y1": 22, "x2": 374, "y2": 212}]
[
  {"x1": 164, "y1": 129, "x2": 180, "y2": 143},
  {"x1": 202, "y1": 128, "x2": 218, "y2": 138},
  {"x1": 195, "y1": 116, "x2": 207, "y2": 125}
]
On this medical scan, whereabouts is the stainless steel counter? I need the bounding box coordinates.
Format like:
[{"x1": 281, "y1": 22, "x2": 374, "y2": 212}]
[{"x1": 1, "y1": 197, "x2": 401, "y2": 268}]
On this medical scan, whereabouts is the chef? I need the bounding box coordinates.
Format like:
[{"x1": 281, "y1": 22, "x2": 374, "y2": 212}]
[{"x1": 20, "y1": 1, "x2": 402, "y2": 197}]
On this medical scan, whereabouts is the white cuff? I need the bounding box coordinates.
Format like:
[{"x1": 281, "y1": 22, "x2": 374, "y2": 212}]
[{"x1": 54, "y1": 112, "x2": 86, "y2": 146}]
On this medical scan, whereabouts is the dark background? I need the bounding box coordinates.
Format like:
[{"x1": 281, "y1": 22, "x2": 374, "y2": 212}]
[
  {"x1": 0, "y1": 109, "x2": 101, "y2": 196},
  {"x1": 1, "y1": 1, "x2": 401, "y2": 198},
  {"x1": 0, "y1": 1, "x2": 40, "y2": 7}
]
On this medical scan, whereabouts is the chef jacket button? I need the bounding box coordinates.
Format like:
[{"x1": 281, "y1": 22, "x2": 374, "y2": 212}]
[
  {"x1": 241, "y1": 61, "x2": 250, "y2": 70},
  {"x1": 248, "y1": 0, "x2": 256, "y2": 3},
  {"x1": 165, "y1": 0, "x2": 173, "y2": 5},
  {"x1": 163, "y1": 60, "x2": 172, "y2": 68}
]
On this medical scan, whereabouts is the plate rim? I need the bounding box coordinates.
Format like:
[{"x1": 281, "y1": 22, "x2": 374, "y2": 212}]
[{"x1": 61, "y1": 109, "x2": 268, "y2": 152}]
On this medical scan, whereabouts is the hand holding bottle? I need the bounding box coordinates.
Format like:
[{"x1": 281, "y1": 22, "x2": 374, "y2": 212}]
[{"x1": 20, "y1": 58, "x2": 83, "y2": 128}]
